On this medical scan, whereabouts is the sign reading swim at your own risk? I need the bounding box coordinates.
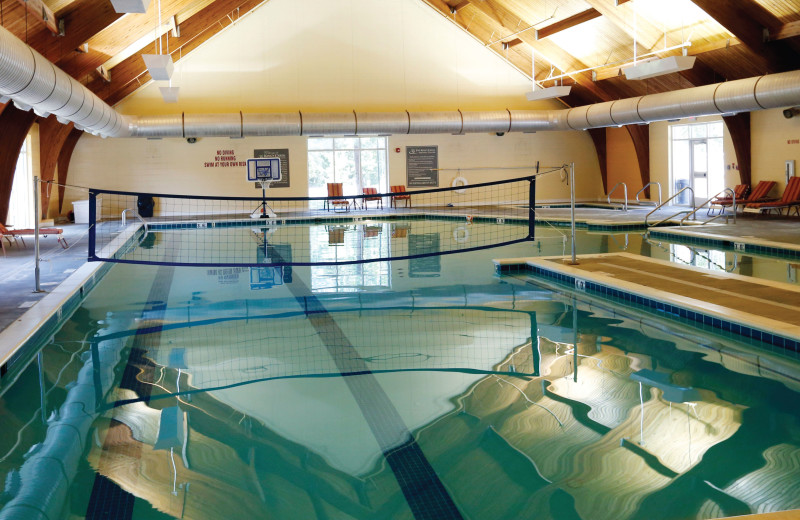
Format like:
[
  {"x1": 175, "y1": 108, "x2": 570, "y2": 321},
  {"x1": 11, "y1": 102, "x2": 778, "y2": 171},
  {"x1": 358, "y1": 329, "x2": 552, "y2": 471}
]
[{"x1": 406, "y1": 146, "x2": 438, "y2": 187}]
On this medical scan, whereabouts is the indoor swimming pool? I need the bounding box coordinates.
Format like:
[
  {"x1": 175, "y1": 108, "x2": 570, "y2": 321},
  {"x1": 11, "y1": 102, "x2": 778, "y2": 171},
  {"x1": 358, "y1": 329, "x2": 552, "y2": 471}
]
[{"x1": 1, "y1": 219, "x2": 799, "y2": 520}]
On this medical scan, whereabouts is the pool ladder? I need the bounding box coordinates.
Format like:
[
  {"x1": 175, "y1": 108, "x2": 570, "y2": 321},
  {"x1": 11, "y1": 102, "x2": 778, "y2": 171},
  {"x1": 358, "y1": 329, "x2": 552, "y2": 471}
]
[
  {"x1": 644, "y1": 186, "x2": 695, "y2": 227},
  {"x1": 607, "y1": 182, "x2": 628, "y2": 212}
]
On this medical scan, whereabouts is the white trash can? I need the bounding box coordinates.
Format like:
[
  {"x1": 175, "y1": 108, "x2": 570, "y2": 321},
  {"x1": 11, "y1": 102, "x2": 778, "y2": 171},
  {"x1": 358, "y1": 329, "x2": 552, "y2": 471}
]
[{"x1": 72, "y1": 198, "x2": 102, "y2": 224}]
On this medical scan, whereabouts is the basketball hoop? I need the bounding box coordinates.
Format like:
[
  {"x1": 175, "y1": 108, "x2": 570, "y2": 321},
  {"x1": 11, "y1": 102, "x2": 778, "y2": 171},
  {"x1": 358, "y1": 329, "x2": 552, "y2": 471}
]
[{"x1": 247, "y1": 158, "x2": 281, "y2": 219}]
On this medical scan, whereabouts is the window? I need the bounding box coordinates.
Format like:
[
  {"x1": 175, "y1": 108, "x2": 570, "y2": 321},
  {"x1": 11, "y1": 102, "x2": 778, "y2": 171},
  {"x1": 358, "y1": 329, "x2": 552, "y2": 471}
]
[
  {"x1": 670, "y1": 121, "x2": 724, "y2": 205},
  {"x1": 307, "y1": 137, "x2": 388, "y2": 207},
  {"x1": 8, "y1": 137, "x2": 34, "y2": 228}
]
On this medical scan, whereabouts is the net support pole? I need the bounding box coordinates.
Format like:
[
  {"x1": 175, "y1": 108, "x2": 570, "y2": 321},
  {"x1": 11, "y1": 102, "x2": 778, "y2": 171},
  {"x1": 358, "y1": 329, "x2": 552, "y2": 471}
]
[
  {"x1": 528, "y1": 176, "x2": 536, "y2": 239},
  {"x1": 88, "y1": 190, "x2": 97, "y2": 260},
  {"x1": 33, "y1": 176, "x2": 43, "y2": 293},
  {"x1": 569, "y1": 162, "x2": 578, "y2": 265}
]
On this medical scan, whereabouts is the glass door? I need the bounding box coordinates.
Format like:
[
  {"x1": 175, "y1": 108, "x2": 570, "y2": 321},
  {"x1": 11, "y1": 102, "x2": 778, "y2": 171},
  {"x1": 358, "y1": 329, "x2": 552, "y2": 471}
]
[{"x1": 670, "y1": 122, "x2": 724, "y2": 206}]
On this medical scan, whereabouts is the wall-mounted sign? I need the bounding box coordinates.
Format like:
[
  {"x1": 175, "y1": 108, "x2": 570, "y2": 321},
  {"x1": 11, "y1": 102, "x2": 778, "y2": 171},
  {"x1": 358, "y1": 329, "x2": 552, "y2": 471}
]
[
  {"x1": 204, "y1": 149, "x2": 246, "y2": 168},
  {"x1": 406, "y1": 146, "x2": 438, "y2": 187},
  {"x1": 253, "y1": 149, "x2": 290, "y2": 188}
]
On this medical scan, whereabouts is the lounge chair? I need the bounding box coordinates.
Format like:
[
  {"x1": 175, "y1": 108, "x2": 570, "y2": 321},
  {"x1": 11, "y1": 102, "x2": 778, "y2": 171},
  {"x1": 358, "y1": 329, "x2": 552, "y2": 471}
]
[
  {"x1": 361, "y1": 187, "x2": 383, "y2": 209},
  {"x1": 708, "y1": 184, "x2": 749, "y2": 215},
  {"x1": 0, "y1": 223, "x2": 68, "y2": 255},
  {"x1": 325, "y1": 183, "x2": 350, "y2": 212},
  {"x1": 744, "y1": 177, "x2": 800, "y2": 215},
  {"x1": 390, "y1": 185, "x2": 411, "y2": 208},
  {"x1": 724, "y1": 180, "x2": 777, "y2": 213}
]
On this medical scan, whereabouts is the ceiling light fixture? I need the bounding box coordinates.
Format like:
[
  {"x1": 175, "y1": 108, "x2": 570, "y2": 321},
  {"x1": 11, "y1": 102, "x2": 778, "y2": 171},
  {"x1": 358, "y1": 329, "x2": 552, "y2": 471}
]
[
  {"x1": 110, "y1": 0, "x2": 151, "y2": 14},
  {"x1": 142, "y1": 0, "x2": 174, "y2": 81},
  {"x1": 624, "y1": 55, "x2": 696, "y2": 80},
  {"x1": 525, "y1": 49, "x2": 571, "y2": 101}
]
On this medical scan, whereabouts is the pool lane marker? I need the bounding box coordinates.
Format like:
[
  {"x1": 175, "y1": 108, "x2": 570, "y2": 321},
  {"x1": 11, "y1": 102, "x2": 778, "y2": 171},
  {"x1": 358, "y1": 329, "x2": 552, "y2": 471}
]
[
  {"x1": 87, "y1": 261, "x2": 178, "y2": 519},
  {"x1": 284, "y1": 278, "x2": 464, "y2": 520}
]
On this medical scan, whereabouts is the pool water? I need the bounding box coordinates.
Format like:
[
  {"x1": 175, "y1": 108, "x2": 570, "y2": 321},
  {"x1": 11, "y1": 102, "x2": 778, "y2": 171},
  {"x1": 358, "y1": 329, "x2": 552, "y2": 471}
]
[{"x1": 1, "y1": 220, "x2": 799, "y2": 520}]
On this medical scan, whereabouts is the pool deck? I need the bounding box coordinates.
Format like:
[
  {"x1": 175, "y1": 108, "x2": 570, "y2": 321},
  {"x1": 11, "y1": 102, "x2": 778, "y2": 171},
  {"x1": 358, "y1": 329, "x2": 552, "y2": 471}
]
[{"x1": 495, "y1": 252, "x2": 800, "y2": 356}]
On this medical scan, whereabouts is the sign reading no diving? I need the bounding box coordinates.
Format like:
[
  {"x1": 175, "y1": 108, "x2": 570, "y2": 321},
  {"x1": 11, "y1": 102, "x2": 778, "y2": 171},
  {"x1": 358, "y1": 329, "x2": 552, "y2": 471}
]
[{"x1": 406, "y1": 146, "x2": 438, "y2": 187}]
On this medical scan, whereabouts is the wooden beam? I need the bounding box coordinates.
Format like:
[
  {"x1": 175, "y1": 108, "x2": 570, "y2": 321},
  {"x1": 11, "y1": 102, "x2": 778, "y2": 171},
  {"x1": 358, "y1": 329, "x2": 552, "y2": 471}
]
[
  {"x1": 94, "y1": 0, "x2": 263, "y2": 105},
  {"x1": 588, "y1": 128, "x2": 608, "y2": 194},
  {"x1": 688, "y1": 0, "x2": 796, "y2": 72},
  {"x1": 535, "y1": 8, "x2": 601, "y2": 40},
  {"x1": 770, "y1": 20, "x2": 800, "y2": 41},
  {"x1": 501, "y1": 38, "x2": 523, "y2": 49},
  {"x1": 56, "y1": 129, "x2": 84, "y2": 214},
  {"x1": 625, "y1": 125, "x2": 650, "y2": 192},
  {"x1": 0, "y1": 105, "x2": 37, "y2": 223},
  {"x1": 449, "y1": 1, "x2": 469, "y2": 13},
  {"x1": 15, "y1": 0, "x2": 61, "y2": 35},
  {"x1": 722, "y1": 113, "x2": 751, "y2": 188},
  {"x1": 38, "y1": 116, "x2": 75, "y2": 218}
]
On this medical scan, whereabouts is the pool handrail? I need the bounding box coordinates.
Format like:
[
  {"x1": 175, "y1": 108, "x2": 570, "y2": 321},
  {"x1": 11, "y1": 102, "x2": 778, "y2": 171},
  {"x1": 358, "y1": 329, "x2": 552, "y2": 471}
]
[
  {"x1": 121, "y1": 208, "x2": 149, "y2": 234},
  {"x1": 644, "y1": 186, "x2": 695, "y2": 227},
  {"x1": 680, "y1": 188, "x2": 736, "y2": 226},
  {"x1": 635, "y1": 182, "x2": 662, "y2": 206},
  {"x1": 607, "y1": 182, "x2": 628, "y2": 212}
]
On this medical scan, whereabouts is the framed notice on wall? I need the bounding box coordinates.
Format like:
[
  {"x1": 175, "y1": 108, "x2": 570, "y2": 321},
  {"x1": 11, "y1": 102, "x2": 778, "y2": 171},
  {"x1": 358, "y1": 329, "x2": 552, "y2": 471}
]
[
  {"x1": 253, "y1": 149, "x2": 290, "y2": 188},
  {"x1": 406, "y1": 146, "x2": 438, "y2": 187}
]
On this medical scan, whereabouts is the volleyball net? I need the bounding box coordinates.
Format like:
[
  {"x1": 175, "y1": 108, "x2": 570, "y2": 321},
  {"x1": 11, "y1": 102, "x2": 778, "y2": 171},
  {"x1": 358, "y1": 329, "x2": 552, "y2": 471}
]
[{"x1": 86, "y1": 170, "x2": 564, "y2": 267}]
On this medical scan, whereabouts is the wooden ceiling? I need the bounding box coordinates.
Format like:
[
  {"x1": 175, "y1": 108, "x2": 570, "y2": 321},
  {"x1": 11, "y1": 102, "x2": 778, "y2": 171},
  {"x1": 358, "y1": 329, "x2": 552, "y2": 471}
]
[{"x1": 0, "y1": 0, "x2": 799, "y2": 110}]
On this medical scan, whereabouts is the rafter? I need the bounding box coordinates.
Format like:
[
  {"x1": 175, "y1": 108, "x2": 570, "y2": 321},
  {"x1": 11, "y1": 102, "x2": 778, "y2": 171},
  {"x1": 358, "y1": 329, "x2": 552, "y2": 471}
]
[
  {"x1": 688, "y1": 0, "x2": 796, "y2": 72},
  {"x1": 535, "y1": 8, "x2": 601, "y2": 40},
  {"x1": 14, "y1": 0, "x2": 61, "y2": 35},
  {"x1": 769, "y1": 20, "x2": 800, "y2": 41}
]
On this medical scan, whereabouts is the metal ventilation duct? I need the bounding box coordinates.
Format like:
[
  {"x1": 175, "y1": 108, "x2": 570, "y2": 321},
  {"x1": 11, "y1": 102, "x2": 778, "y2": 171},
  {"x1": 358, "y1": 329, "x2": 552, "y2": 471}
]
[{"x1": 2, "y1": 24, "x2": 800, "y2": 140}]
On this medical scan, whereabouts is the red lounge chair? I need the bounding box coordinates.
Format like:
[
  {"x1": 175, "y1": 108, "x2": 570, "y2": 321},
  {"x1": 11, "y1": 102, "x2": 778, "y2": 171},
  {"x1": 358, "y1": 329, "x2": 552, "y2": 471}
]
[
  {"x1": 390, "y1": 185, "x2": 411, "y2": 208},
  {"x1": 708, "y1": 184, "x2": 749, "y2": 215},
  {"x1": 745, "y1": 176, "x2": 800, "y2": 215},
  {"x1": 325, "y1": 183, "x2": 350, "y2": 212},
  {"x1": 0, "y1": 223, "x2": 68, "y2": 255},
  {"x1": 361, "y1": 187, "x2": 383, "y2": 209}
]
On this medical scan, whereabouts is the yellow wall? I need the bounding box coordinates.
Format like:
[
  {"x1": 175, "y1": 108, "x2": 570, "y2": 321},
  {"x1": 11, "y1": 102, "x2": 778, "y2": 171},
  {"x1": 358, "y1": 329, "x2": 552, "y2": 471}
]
[
  {"x1": 67, "y1": 130, "x2": 601, "y2": 206},
  {"x1": 63, "y1": 0, "x2": 601, "y2": 212},
  {"x1": 751, "y1": 108, "x2": 800, "y2": 189}
]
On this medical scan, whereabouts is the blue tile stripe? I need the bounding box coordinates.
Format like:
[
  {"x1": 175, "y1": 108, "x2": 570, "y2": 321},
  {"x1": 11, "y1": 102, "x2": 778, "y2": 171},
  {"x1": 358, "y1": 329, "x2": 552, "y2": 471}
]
[
  {"x1": 648, "y1": 230, "x2": 800, "y2": 260},
  {"x1": 497, "y1": 262, "x2": 800, "y2": 358}
]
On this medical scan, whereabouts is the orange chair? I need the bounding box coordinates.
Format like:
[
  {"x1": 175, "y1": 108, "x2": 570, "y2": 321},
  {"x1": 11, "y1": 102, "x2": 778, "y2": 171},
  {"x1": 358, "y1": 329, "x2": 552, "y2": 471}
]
[
  {"x1": 745, "y1": 177, "x2": 800, "y2": 215},
  {"x1": 708, "y1": 184, "x2": 749, "y2": 215},
  {"x1": 361, "y1": 187, "x2": 383, "y2": 209},
  {"x1": 325, "y1": 183, "x2": 350, "y2": 212},
  {"x1": 1, "y1": 223, "x2": 68, "y2": 255},
  {"x1": 390, "y1": 185, "x2": 411, "y2": 208}
]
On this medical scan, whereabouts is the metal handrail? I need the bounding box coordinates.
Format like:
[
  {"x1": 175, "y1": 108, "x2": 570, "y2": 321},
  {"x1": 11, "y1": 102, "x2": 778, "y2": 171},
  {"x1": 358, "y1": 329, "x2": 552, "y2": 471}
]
[
  {"x1": 680, "y1": 188, "x2": 737, "y2": 226},
  {"x1": 635, "y1": 182, "x2": 662, "y2": 206},
  {"x1": 644, "y1": 186, "x2": 695, "y2": 227},
  {"x1": 607, "y1": 182, "x2": 628, "y2": 212},
  {"x1": 121, "y1": 208, "x2": 149, "y2": 235}
]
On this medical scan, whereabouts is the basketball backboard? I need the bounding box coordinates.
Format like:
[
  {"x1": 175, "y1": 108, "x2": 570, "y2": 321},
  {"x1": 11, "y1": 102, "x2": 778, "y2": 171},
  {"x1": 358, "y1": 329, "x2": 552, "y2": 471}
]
[{"x1": 247, "y1": 158, "x2": 282, "y2": 182}]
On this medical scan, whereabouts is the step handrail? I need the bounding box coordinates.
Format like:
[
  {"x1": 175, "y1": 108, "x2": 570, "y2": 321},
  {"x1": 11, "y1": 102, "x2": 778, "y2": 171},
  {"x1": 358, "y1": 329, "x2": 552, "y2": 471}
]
[
  {"x1": 644, "y1": 186, "x2": 695, "y2": 227},
  {"x1": 680, "y1": 188, "x2": 736, "y2": 226},
  {"x1": 607, "y1": 182, "x2": 628, "y2": 212},
  {"x1": 636, "y1": 182, "x2": 662, "y2": 206}
]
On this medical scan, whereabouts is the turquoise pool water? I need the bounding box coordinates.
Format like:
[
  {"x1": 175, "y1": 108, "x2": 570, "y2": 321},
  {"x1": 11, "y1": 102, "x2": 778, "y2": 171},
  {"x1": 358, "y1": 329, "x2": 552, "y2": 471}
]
[{"x1": 1, "y1": 220, "x2": 799, "y2": 520}]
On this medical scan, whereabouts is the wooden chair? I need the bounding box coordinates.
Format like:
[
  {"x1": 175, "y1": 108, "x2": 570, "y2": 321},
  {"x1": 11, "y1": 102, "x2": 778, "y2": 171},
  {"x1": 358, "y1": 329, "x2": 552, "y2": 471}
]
[
  {"x1": 325, "y1": 183, "x2": 350, "y2": 212},
  {"x1": 361, "y1": 187, "x2": 383, "y2": 209},
  {"x1": 745, "y1": 177, "x2": 800, "y2": 215},
  {"x1": 390, "y1": 185, "x2": 411, "y2": 208},
  {"x1": 1, "y1": 223, "x2": 68, "y2": 255}
]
